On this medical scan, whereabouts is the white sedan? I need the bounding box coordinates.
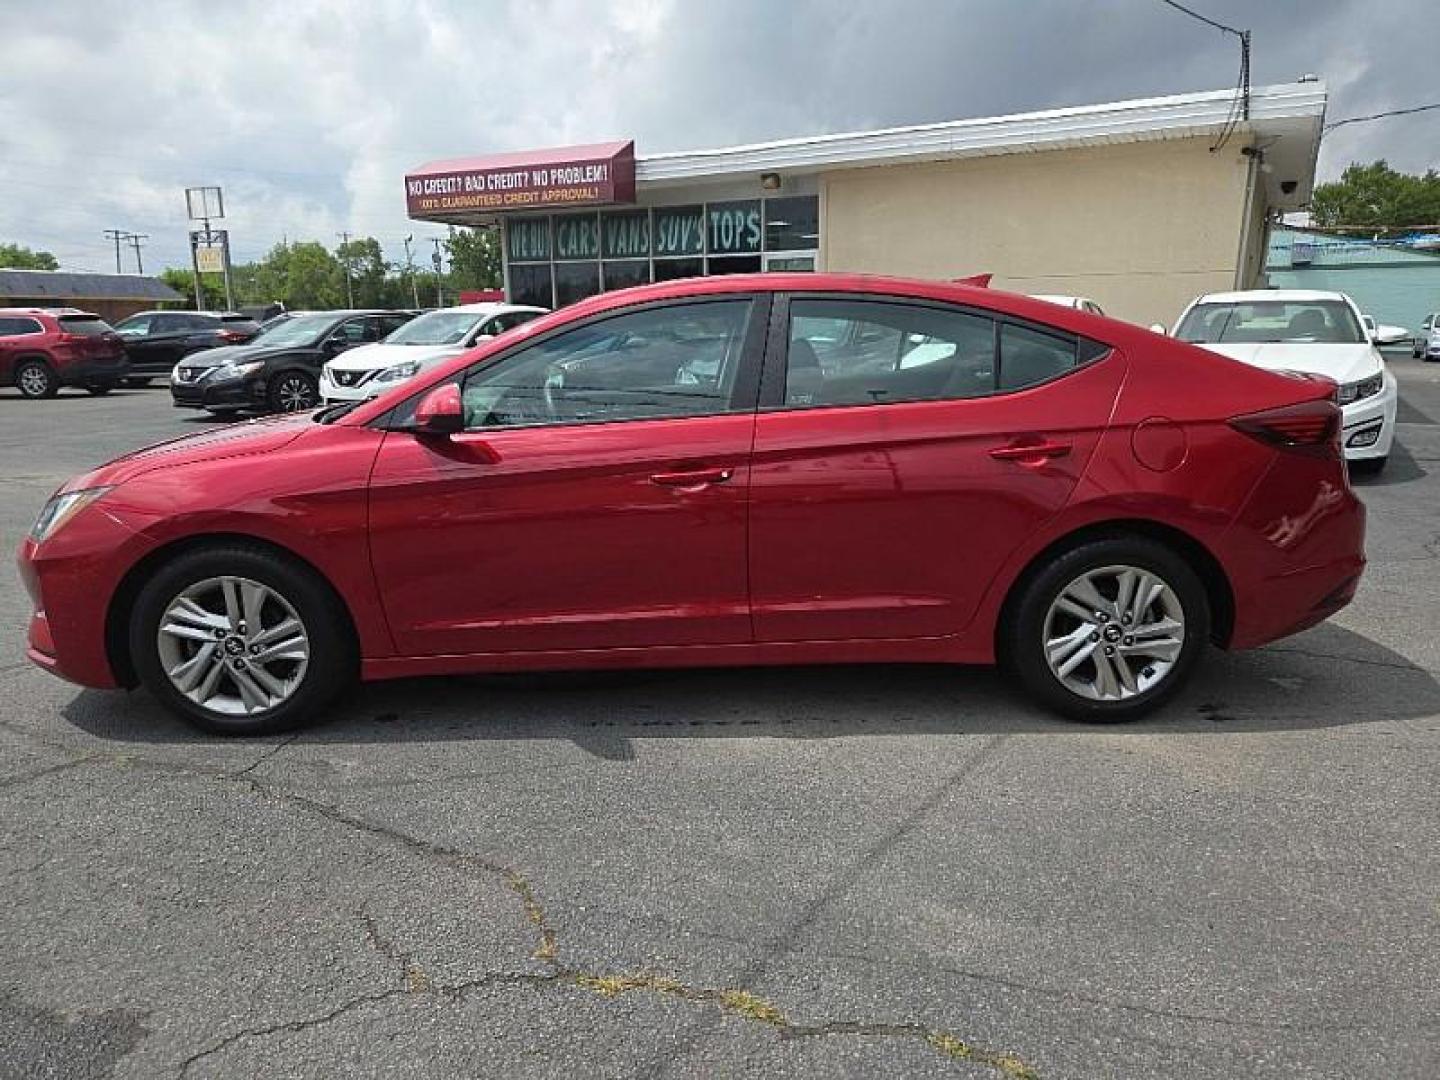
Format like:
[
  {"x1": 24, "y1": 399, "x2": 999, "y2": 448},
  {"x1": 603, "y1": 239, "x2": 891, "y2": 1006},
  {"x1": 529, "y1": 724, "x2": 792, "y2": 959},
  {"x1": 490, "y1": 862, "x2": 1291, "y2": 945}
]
[
  {"x1": 1031, "y1": 294, "x2": 1105, "y2": 316},
  {"x1": 1171, "y1": 289, "x2": 1397, "y2": 474},
  {"x1": 320, "y1": 302, "x2": 547, "y2": 403}
]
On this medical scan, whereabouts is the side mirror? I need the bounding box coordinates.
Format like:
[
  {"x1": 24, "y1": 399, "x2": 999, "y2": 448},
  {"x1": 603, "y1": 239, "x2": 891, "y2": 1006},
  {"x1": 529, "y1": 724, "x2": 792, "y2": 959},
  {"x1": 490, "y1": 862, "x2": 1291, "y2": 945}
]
[
  {"x1": 413, "y1": 383, "x2": 464, "y2": 436},
  {"x1": 326, "y1": 333, "x2": 351, "y2": 354},
  {"x1": 1148, "y1": 323, "x2": 1168, "y2": 336}
]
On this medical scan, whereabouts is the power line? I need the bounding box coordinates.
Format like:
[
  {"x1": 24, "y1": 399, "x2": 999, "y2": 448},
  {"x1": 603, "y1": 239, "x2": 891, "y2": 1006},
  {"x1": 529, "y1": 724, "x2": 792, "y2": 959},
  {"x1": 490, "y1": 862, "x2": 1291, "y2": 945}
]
[
  {"x1": 1155, "y1": 0, "x2": 1250, "y2": 151},
  {"x1": 1155, "y1": 0, "x2": 1245, "y2": 36},
  {"x1": 1324, "y1": 102, "x2": 1440, "y2": 133}
]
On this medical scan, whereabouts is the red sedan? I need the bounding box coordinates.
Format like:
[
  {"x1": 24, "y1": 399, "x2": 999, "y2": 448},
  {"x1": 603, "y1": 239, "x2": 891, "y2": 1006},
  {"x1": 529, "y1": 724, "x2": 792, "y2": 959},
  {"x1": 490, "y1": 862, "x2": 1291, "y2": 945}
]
[{"x1": 17, "y1": 274, "x2": 1365, "y2": 735}]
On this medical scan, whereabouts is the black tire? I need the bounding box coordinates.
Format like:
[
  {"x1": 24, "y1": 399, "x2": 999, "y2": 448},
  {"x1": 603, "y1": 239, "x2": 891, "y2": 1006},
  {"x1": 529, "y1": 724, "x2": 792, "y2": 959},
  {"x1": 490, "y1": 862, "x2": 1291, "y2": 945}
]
[
  {"x1": 1350, "y1": 456, "x2": 1387, "y2": 476},
  {"x1": 128, "y1": 543, "x2": 357, "y2": 736},
  {"x1": 14, "y1": 359, "x2": 59, "y2": 399},
  {"x1": 1004, "y1": 535, "x2": 1210, "y2": 722},
  {"x1": 267, "y1": 371, "x2": 318, "y2": 413},
  {"x1": 124, "y1": 377, "x2": 153, "y2": 388},
  {"x1": 85, "y1": 381, "x2": 115, "y2": 396}
]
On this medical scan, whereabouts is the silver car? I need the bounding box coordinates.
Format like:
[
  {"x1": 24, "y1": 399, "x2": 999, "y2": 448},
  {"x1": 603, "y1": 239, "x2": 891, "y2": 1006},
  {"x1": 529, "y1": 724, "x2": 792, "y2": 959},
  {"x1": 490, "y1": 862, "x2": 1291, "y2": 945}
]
[{"x1": 1414, "y1": 312, "x2": 1440, "y2": 360}]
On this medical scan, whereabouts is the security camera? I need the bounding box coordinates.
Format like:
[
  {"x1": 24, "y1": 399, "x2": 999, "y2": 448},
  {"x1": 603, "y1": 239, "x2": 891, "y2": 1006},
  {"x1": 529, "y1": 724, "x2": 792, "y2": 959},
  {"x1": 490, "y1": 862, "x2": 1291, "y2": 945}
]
[{"x1": 1280, "y1": 180, "x2": 1298, "y2": 195}]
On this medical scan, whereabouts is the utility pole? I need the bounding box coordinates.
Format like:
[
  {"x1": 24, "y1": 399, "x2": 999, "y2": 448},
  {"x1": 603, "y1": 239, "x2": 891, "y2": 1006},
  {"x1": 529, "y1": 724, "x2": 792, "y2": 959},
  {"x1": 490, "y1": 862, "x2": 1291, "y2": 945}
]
[
  {"x1": 402, "y1": 235, "x2": 420, "y2": 308},
  {"x1": 337, "y1": 231, "x2": 354, "y2": 307},
  {"x1": 126, "y1": 233, "x2": 148, "y2": 275},
  {"x1": 430, "y1": 237, "x2": 445, "y2": 307},
  {"x1": 103, "y1": 229, "x2": 131, "y2": 273}
]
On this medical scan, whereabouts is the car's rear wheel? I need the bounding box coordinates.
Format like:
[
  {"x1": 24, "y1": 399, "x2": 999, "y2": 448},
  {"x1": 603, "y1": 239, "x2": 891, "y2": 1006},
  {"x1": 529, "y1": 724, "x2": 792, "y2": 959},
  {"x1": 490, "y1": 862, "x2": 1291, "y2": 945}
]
[
  {"x1": 129, "y1": 545, "x2": 356, "y2": 735},
  {"x1": 268, "y1": 371, "x2": 317, "y2": 413},
  {"x1": 14, "y1": 359, "x2": 59, "y2": 399},
  {"x1": 1005, "y1": 536, "x2": 1209, "y2": 722}
]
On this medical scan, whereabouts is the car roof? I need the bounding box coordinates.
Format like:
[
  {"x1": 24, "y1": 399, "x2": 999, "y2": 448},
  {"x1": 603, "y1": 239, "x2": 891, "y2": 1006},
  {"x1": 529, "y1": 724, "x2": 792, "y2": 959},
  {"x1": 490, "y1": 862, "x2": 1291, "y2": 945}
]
[
  {"x1": 420, "y1": 302, "x2": 548, "y2": 316},
  {"x1": 0, "y1": 307, "x2": 94, "y2": 317},
  {"x1": 1192, "y1": 289, "x2": 1350, "y2": 304}
]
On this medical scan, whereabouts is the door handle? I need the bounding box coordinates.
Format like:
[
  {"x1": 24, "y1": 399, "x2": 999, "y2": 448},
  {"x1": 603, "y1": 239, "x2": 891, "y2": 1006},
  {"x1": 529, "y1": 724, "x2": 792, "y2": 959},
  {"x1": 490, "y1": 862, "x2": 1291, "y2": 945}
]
[
  {"x1": 650, "y1": 467, "x2": 734, "y2": 488},
  {"x1": 989, "y1": 440, "x2": 1072, "y2": 463}
]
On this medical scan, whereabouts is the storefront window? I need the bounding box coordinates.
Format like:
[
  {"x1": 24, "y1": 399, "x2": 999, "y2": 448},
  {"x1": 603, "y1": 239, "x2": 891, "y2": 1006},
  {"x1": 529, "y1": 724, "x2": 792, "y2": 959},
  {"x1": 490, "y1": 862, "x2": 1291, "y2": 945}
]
[
  {"x1": 602, "y1": 211, "x2": 650, "y2": 259},
  {"x1": 508, "y1": 218, "x2": 550, "y2": 262},
  {"x1": 509, "y1": 263, "x2": 554, "y2": 309},
  {"x1": 764, "y1": 196, "x2": 818, "y2": 251},
  {"x1": 653, "y1": 206, "x2": 703, "y2": 257},
  {"x1": 653, "y1": 258, "x2": 704, "y2": 282},
  {"x1": 554, "y1": 262, "x2": 600, "y2": 307},
  {"x1": 602, "y1": 260, "x2": 649, "y2": 291},
  {"x1": 707, "y1": 200, "x2": 762, "y2": 255},
  {"x1": 554, "y1": 214, "x2": 600, "y2": 260},
  {"x1": 707, "y1": 256, "x2": 761, "y2": 275}
]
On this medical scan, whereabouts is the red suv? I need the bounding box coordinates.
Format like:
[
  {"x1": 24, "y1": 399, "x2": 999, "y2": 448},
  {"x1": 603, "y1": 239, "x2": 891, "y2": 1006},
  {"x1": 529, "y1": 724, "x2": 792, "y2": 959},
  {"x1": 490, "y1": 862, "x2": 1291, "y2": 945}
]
[
  {"x1": 17, "y1": 274, "x2": 1365, "y2": 735},
  {"x1": 0, "y1": 308, "x2": 129, "y2": 398}
]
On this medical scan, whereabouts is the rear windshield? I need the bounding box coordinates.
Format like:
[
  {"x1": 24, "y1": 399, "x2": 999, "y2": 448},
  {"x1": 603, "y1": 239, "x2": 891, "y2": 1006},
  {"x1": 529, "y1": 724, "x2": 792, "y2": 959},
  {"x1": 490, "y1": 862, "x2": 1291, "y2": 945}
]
[
  {"x1": 220, "y1": 314, "x2": 258, "y2": 326},
  {"x1": 1177, "y1": 300, "x2": 1364, "y2": 345},
  {"x1": 57, "y1": 316, "x2": 114, "y2": 336}
]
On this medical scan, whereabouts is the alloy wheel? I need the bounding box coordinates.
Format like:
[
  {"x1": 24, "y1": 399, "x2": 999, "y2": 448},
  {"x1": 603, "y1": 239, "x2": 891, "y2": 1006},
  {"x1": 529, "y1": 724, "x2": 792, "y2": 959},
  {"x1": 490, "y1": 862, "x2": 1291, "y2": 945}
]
[
  {"x1": 18, "y1": 366, "x2": 50, "y2": 397},
  {"x1": 276, "y1": 375, "x2": 315, "y2": 411},
  {"x1": 155, "y1": 576, "x2": 310, "y2": 716},
  {"x1": 1042, "y1": 564, "x2": 1186, "y2": 701}
]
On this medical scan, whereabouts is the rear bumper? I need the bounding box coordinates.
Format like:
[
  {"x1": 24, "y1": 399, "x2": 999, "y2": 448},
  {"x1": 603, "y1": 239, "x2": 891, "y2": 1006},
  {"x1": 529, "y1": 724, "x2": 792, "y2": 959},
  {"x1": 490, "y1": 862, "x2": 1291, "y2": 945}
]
[{"x1": 1224, "y1": 457, "x2": 1367, "y2": 650}]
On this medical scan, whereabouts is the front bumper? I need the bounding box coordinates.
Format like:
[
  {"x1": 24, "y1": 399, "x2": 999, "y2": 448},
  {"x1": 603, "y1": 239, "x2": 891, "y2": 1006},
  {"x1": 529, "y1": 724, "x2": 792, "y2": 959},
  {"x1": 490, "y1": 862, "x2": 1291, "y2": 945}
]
[
  {"x1": 1339, "y1": 371, "x2": 1398, "y2": 461},
  {"x1": 170, "y1": 372, "x2": 265, "y2": 411},
  {"x1": 318, "y1": 368, "x2": 376, "y2": 404}
]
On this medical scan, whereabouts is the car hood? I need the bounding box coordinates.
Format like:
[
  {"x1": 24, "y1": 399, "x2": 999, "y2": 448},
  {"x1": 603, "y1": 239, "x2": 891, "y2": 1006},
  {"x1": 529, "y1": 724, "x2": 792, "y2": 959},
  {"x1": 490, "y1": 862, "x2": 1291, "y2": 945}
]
[
  {"x1": 1195, "y1": 342, "x2": 1381, "y2": 385},
  {"x1": 178, "y1": 342, "x2": 311, "y2": 369},
  {"x1": 64, "y1": 412, "x2": 315, "y2": 490},
  {"x1": 326, "y1": 342, "x2": 464, "y2": 372}
]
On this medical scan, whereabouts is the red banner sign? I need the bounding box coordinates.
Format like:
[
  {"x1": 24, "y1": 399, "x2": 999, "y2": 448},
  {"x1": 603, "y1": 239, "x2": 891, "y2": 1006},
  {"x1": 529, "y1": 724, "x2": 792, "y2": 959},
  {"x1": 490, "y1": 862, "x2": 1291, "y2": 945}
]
[{"x1": 405, "y1": 141, "x2": 636, "y2": 217}]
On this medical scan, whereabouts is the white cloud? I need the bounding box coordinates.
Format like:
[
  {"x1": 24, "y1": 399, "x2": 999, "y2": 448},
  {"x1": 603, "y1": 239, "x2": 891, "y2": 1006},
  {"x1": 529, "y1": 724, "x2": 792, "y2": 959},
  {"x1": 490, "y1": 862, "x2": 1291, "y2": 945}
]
[{"x1": 1, "y1": 0, "x2": 1433, "y2": 275}]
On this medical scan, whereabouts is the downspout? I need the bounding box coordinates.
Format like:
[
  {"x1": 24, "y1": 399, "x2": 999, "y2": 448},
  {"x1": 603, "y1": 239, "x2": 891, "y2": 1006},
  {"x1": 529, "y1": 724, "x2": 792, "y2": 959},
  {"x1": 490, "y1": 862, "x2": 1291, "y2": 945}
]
[{"x1": 1233, "y1": 145, "x2": 1261, "y2": 290}]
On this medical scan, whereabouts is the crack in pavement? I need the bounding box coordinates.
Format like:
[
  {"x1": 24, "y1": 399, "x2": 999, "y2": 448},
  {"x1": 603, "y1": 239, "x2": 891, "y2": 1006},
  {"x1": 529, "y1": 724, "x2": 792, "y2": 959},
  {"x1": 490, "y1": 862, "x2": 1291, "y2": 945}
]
[
  {"x1": 53, "y1": 750, "x2": 1043, "y2": 1079},
  {"x1": 0, "y1": 754, "x2": 100, "y2": 791},
  {"x1": 228, "y1": 732, "x2": 301, "y2": 779},
  {"x1": 1259, "y1": 644, "x2": 1434, "y2": 675}
]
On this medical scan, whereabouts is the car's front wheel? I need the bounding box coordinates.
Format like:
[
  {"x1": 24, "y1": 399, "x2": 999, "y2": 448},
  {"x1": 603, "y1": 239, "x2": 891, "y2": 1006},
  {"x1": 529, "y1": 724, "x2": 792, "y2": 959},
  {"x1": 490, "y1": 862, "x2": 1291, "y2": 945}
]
[
  {"x1": 268, "y1": 371, "x2": 317, "y2": 413},
  {"x1": 129, "y1": 545, "x2": 356, "y2": 735},
  {"x1": 1005, "y1": 536, "x2": 1209, "y2": 722}
]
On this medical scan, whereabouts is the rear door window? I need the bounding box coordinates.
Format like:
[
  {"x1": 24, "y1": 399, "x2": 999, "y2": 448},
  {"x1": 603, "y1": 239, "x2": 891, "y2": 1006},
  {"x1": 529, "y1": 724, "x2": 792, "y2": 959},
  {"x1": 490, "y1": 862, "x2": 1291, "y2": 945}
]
[
  {"x1": 998, "y1": 323, "x2": 1080, "y2": 390},
  {"x1": 56, "y1": 316, "x2": 114, "y2": 336}
]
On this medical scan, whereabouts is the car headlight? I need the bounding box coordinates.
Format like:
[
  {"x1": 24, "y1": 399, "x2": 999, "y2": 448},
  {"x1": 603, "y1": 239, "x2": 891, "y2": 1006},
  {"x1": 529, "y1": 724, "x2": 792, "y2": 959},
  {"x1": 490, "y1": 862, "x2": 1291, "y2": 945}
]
[
  {"x1": 1335, "y1": 373, "x2": 1384, "y2": 405},
  {"x1": 30, "y1": 486, "x2": 114, "y2": 543},
  {"x1": 374, "y1": 361, "x2": 421, "y2": 384},
  {"x1": 210, "y1": 360, "x2": 265, "y2": 381}
]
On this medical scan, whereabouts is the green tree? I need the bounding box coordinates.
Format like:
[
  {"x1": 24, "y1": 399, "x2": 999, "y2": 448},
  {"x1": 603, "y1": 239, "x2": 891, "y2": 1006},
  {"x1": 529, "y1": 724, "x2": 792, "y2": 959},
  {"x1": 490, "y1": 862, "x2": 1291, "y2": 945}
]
[
  {"x1": 445, "y1": 226, "x2": 502, "y2": 290},
  {"x1": 0, "y1": 242, "x2": 59, "y2": 270},
  {"x1": 158, "y1": 266, "x2": 225, "y2": 309},
  {"x1": 1311, "y1": 161, "x2": 1440, "y2": 231},
  {"x1": 251, "y1": 241, "x2": 346, "y2": 309},
  {"x1": 335, "y1": 236, "x2": 390, "y2": 307}
]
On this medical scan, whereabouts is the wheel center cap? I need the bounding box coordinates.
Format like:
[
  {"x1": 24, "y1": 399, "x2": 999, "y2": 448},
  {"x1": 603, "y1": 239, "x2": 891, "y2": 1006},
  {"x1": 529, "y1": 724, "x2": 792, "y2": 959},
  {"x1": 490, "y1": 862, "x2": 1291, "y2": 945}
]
[
  {"x1": 1103, "y1": 624, "x2": 1123, "y2": 642},
  {"x1": 224, "y1": 636, "x2": 246, "y2": 656}
]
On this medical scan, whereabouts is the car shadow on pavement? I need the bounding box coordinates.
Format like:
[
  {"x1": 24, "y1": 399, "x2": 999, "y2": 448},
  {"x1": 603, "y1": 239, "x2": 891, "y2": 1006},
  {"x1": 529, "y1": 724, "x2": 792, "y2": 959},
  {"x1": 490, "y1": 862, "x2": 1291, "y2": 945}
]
[
  {"x1": 60, "y1": 621, "x2": 1440, "y2": 756},
  {"x1": 1350, "y1": 440, "x2": 1427, "y2": 488}
]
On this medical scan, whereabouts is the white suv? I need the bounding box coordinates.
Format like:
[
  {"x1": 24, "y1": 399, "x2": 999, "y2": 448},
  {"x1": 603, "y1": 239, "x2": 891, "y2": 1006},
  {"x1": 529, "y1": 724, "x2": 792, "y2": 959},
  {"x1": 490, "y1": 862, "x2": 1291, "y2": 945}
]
[
  {"x1": 1171, "y1": 289, "x2": 1398, "y2": 474},
  {"x1": 320, "y1": 302, "x2": 547, "y2": 403}
]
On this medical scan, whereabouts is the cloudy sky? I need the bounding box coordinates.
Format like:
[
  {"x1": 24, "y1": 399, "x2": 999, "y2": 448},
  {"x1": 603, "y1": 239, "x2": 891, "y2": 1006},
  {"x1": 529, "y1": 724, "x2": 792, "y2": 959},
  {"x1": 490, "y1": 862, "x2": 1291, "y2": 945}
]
[{"x1": 1, "y1": 0, "x2": 1434, "y2": 275}]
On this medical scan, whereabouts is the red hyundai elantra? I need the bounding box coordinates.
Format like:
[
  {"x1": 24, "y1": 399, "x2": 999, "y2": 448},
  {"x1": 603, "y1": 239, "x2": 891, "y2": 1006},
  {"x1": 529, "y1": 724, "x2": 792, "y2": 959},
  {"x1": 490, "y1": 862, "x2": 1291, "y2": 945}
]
[{"x1": 17, "y1": 274, "x2": 1365, "y2": 734}]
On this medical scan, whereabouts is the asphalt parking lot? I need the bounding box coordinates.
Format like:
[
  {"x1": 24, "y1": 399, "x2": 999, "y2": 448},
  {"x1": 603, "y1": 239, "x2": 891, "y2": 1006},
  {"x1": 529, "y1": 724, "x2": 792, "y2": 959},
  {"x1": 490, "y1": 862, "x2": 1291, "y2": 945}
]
[{"x1": 1, "y1": 365, "x2": 1437, "y2": 1079}]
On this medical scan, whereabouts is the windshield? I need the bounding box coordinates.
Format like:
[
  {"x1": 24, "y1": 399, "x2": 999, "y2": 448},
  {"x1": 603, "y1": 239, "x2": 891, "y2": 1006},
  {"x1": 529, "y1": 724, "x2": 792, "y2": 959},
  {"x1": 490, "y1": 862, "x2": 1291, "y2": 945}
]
[
  {"x1": 385, "y1": 310, "x2": 485, "y2": 346},
  {"x1": 1177, "y1": 300, "x2": 1364, "y2": 345},
  {"x1": 250, "y1": 313, "x2": 336, "y2": 347}
]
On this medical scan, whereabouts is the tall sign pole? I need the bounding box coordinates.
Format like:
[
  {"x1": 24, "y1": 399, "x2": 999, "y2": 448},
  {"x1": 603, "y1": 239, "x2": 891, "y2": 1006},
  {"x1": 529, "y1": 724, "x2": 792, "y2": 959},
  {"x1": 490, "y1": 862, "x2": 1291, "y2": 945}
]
[
  {"x1": 402, "y1": 235, "x2": 420, "y2": 308},
  {"x1": 185, "y1": 186, "x2": 233, "y2": 311}
]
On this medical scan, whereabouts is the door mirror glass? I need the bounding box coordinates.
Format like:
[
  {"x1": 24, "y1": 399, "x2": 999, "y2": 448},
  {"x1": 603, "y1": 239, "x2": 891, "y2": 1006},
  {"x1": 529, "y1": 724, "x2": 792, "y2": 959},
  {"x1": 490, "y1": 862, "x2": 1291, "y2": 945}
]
[{"x1": 414, "y1": 383, "x2": 465, "y2": 435}]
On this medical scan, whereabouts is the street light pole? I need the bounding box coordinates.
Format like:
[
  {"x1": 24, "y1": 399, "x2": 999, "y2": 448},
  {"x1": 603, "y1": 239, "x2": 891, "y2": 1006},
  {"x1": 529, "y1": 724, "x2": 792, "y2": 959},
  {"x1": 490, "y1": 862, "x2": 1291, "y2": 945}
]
[
  {"x1": 337, "y1": 232, "x2": 354, "y2": 307},
  {"x1": 402, "y1": 235, "x2": 420, "y2": 308},
  {"x1": 430, "y1": 237, "x2": 444, "y2": 307}
]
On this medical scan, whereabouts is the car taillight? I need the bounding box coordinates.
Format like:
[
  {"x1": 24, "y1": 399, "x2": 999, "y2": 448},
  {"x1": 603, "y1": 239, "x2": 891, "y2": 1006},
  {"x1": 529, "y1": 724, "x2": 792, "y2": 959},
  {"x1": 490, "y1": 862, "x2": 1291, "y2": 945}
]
[
  {"x1": 1229, "y1": 400, "x2": 1341, "y2": 458},
  {"x1": 217, "y1": 329, "x2": 247, "y2": 342}
]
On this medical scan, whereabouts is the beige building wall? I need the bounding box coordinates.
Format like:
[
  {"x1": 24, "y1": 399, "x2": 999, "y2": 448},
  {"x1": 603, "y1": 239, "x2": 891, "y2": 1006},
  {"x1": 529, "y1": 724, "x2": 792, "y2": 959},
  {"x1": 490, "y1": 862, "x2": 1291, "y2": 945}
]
[{"x1": 820, "y1": 136, "x2": 1259, "y2": 327}]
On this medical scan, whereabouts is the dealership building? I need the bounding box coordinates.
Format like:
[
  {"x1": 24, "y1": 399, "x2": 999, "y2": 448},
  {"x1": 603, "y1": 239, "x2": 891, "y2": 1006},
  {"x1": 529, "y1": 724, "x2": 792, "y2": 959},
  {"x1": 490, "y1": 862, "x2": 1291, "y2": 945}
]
[{"x1": 405, "y1": 81, "x2": 1326, "y2": 327}]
